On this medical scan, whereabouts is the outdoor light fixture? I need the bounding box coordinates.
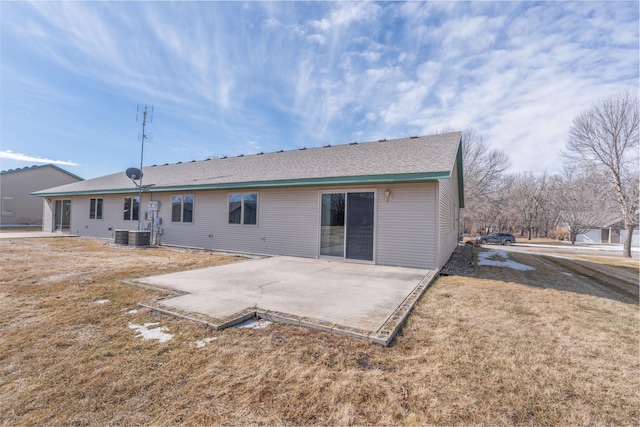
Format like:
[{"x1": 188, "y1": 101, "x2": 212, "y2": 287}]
[{"x1": 384, "y1": 189, "x2": 392, "y2": 202}]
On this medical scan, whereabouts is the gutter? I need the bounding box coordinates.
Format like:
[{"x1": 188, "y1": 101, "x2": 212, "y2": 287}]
[{"x1": 31, "y1": 171, "x2": 452, "y2": 197}]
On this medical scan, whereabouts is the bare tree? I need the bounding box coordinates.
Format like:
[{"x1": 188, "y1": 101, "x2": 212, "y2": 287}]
[
  {"x1": 460, "y1": 129, "x2": 511, "y2": 234},
  {"x1": 508, "y1": 172, "x2": 550, "y2": 240},
  {"x1": 565, "y1": 89, "x2": 639, "y2": 257},
  {"x1": 553, "y1": 166, "x2": 611, "y2": 244}
]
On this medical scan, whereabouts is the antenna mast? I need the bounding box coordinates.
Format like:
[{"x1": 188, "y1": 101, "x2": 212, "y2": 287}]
[{"x1": 136, "y1": 104, "x2": 153, "y2": 230}]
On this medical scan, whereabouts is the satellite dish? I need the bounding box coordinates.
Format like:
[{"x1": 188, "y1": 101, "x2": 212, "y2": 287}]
[{"x1": 125, "y1": 167, "x2": 143, "y2": 180}]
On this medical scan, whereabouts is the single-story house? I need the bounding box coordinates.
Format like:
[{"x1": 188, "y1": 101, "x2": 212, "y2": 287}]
[
  {"x1": 575, "y1": 212, "x2": 640, "y2": 247},
  {"x1": 33, "y1": 132, "x2": 464, "y2": 270},
  {"x1": 1, "y1": 164, "x2": 83, "y2": 227}
]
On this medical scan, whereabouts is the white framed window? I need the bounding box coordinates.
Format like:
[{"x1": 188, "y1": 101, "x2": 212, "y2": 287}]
[
  {"x1": 123, "y1": 197, "x2": 140, "y2": 221},
  {"x1": 228, "y1": 193, "x2": 258, "y2": 225},
  {"x1": 171, "y1": 195, "x2": 193, "y2": 223},
  {"x1": 90, "y1": 198, "x2": 103, "y2": 219}
]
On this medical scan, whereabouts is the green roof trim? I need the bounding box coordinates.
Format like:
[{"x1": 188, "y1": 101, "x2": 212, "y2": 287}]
[
  {"x1": 455, "y1": 139, "x2": 465, "y2": 209},
  {"x1": 32, "y1": 171, "x2": 451, "y2": 197}
]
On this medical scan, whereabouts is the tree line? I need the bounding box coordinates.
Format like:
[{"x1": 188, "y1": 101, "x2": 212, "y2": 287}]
[{"x1": 461, "y1": 89, "x2": 639, "y2": 258}]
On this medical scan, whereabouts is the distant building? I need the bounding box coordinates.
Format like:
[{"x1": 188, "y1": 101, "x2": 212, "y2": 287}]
[
  {"x1": 575, "y1": 212, "x2": 640, "y2": 247},
  {"x1": 1, "y1": 164, "x2": 83, "y2": 227}
]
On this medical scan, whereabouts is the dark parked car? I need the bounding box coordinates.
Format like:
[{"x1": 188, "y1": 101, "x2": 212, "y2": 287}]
[{"x1": 476, "y1": 232, "x2": 516, "y2": 245}]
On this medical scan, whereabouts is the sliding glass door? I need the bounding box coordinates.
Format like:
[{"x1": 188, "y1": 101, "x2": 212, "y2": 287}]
[
  {"x1": 54, "y1": 200, "x2": 71, "y2": 232},
  {"x1": 320, "y1": 193, "x2": 345, "y2": 257},
  {"x1": 320, "y1": 191, "x2": 374, "y2": 261},
  {"x1": 345, "y1": 192, "x2": 375, "y2": 260}
]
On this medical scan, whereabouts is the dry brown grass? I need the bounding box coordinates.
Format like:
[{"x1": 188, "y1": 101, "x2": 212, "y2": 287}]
[
  {"x1": 1, "y1": 238, "x2": 638, "y2": 425},
  {"x1": 567, "y1": 253, "x2": 640, "y2": 270}
]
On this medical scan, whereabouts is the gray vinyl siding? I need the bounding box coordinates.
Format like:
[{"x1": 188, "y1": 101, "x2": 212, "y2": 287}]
[
  {"x1": 42, "y1": 193, "x2": 143, "y2": 237},
  {"x1": 153, "y1": 192, "x2": 210, "y2": 248},
  {"x1": 42, "y1": 198, "x2": 56, "y2": 232},
  {"x1": 58, "y1": 182, "x2": 451, "y2": 269},
  {"x1": 621, "y1": 229, "x2": 640, "y2": 247},
  {"x1": 62, "y1": 189, "x2": 320, "y2": 257},
  {"x1": 156, "y1": 188, "x2": 319, "y2": 257},
  {"x1": 67, "y1": 194, "x2": 141, "y2": 238},
  {"x1": 437, "y1": 162, "x2": 461, "y2": 269},
  {"x1": 575, "y1": 229, "x2": 601, "y2": 243},
  {"x1": 376, "y1": 183, "x2": 438, "y2": 269},
  {"x1": 251, "y1": 188, "x2": 318, "y2": 257}
]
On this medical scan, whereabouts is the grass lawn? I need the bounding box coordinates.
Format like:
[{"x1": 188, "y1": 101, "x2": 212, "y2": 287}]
[{"x1": 1, "y1": 238, "x2": 638, "y2": 425}]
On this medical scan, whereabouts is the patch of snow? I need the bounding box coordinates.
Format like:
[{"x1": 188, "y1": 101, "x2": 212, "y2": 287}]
[
  {"x1": 194, "y1": 337, "x2": 218, "y2": 348},
  {"x1": 94, "y1": 299, "x2": 110, "y2": 304},
  {"x1": 478, "y1": 249, "x2": 535, "y2": 271},
  {"x1": 127, "y1": 309, "x2": 139, "y2": 314},
  {"x1": 235, "y1": 319, "x2": 272, "y2": 329},
  {"x1": 128, "y1": 322, "x2": 173, "y2": 343},
  {"x1": 561, "y1": 272, "x2": 574, "y2": 277}
]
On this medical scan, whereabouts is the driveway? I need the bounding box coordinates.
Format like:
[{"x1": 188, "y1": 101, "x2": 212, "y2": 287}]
[
  {"x1": 492, "y1": 242, "x2": 639, "y2": 259},
  {"x1": 130, "y1": 256, "x2": 437, "y2": 345}
]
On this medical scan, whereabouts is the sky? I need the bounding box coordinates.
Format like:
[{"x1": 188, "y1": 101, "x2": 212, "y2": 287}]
[{"x1": 1, "y1": 1, "x2": 638, "y2": 180}]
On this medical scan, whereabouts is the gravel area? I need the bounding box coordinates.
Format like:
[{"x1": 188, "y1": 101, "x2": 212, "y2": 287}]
[{"x1": 440, "y1": 243, "x2": 475, "y2": 276}]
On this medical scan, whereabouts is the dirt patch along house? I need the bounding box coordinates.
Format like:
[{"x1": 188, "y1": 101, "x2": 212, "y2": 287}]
[{"x1": 33, "y1": 132, "x2": 464, "y2": 270}]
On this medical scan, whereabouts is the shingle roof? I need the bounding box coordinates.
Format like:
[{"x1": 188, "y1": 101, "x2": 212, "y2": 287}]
[{"x1": 33, "y1": 132, "x2": 462, "y2": 197}]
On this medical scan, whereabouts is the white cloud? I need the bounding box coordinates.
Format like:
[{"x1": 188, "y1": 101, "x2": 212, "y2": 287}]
[
  {"x1": 359, "y1": 51, "x2": 381, "y2": 62},
  {"x1": 328, "y1": 2, "x2": 380, "y2": 27},
  {"x1": 306, "y1": 34, "x2": 326, "y2": 45},
  {"x1": 309, "y1": 18, "x2": 330, "y2": 32},
  {"x1": 0, "y1": 151, "x2": 79, "y2": 166},
  {"x1": 309, "y1": 3, "x2": 380, "y2": 32},
  {"x1": 1, "y1": 1, "x2": 637, "y2": 178},
  {"x1": 263, "y1": 17, "x2": 281, "y2": 29}
]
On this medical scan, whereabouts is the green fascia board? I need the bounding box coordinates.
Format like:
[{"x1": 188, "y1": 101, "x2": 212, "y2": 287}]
[
  {"x1": 455, "y1": 139, "x2": 465, "y2": 209},
  {"x1": 32, "y1": 171, "x2": 451, "y2": 197}
]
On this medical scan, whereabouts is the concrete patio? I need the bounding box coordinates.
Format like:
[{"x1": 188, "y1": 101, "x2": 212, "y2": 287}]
[{"x1": 127, "y1": 256, "x2": 438, "y2": 346}]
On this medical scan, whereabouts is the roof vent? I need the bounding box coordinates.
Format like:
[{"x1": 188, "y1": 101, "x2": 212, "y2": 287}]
[
  {"x1": 257, "y1": 152, "x2": 264, "y2": 155},
  {"x1": 350, "y1": 142, "x2": 358, "y2": 145},
  {"x1": 222, "y1": 156, "x2": 228, "y2": 159},
  {"x1": 191, "y1": 160, "x2": 196, "y2": 163},
  {"x1": 324, "y1": 144, "x2": 331, "y2": 148},
  {"x1": 277, "y1": 150, "x2": 284, "y2": 153},
  {"x1": 177, "y1": 161, "x2": 182, "y2": 164},
  {"x1": 378, "y1": 138, "x2": 387, "y2": 142},
  {"x1": 238, "y1": 154, "x2": 244, "y2": 157},
  {"x1": 151, "y1": 164, "x2": 157, "y2": 167},
  {"x1": 299, "y1": 147, "x2": 306, "y2": 150},
  {"x1": 410, "y1": 135, "x2": 419, "y2": 139},
  {"x1": 163, "y1": 163, "x2": 169, "y2": 166},
  {"x1": 204, "y1": 158, "x2": 211, "y2": 161}
]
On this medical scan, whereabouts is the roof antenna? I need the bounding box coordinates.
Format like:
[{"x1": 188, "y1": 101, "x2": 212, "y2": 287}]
[{"x1": 134, "y1": 104, "x2": 153, "y2": 230}]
